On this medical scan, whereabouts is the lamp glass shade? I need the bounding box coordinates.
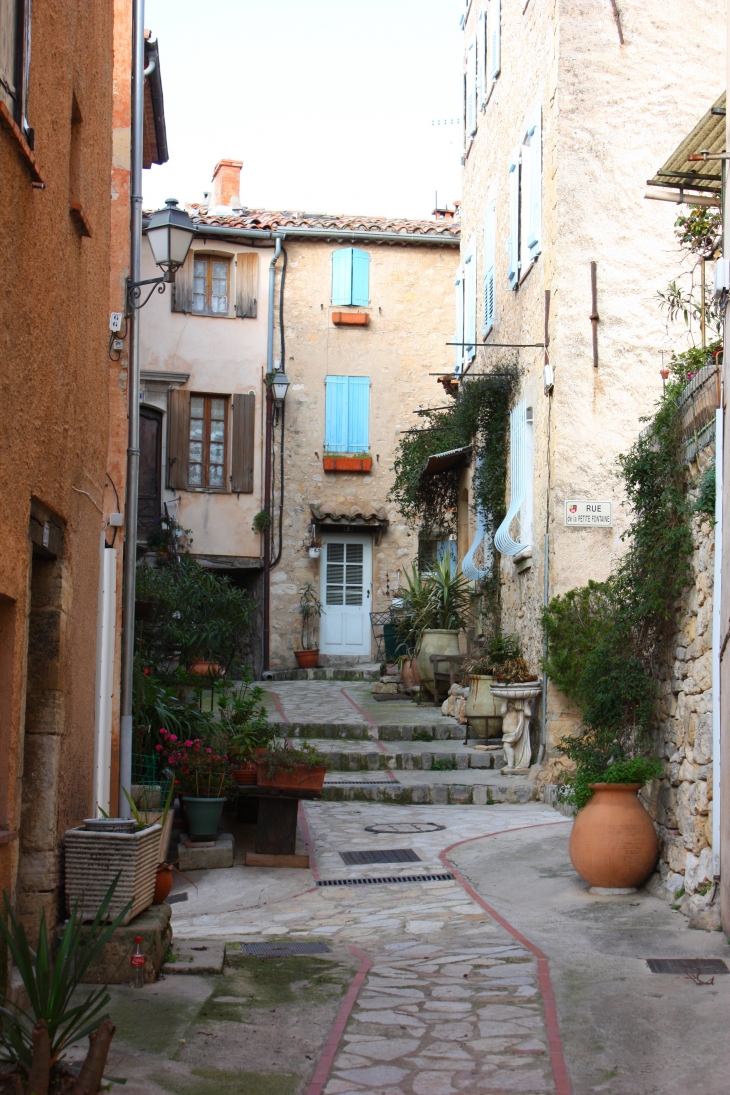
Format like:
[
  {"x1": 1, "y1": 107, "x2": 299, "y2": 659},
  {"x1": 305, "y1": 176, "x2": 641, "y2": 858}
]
[
  {"x1": 146, "y1": 199, "x2": 195, "y2": 275},
  {"x1": 271, "y1": 370, "x2": 290, "y2": 404}
]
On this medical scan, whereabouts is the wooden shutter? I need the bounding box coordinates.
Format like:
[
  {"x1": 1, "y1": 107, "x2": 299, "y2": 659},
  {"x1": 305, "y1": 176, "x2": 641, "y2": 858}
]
[
  {"x1": 347, "y1": 377, "x2": 370, "y2": 452},
  {"x1": 483, "y1": 199, "x2": 496, "y2": 334},
  {"x1": 166, "y1": 388, "x2": 190, "y2": 489},
  {"x1": 453, "y1": 267, "x2": 464, "y2": 375},
  {"x1": 235, "y1": 253, "x2": 258, "y2": 318},
  {"x1": 527, "y1": 107, "x2": 542, "y2": 259},
  {"x1": 331, "y1": 249, "x2": 353, "y2": 306},
  {"x1": 172, "y1": 253, "x2": 193, "y2": 313},
  {"x1": 465, "y1": 39, "x2": 477, "y2": 137},
  {"x1": 488, "y1": 0, "x2": 501, "y2": 82},
  {"x1": 350, "y1": 249, "x2": 370, "y2": 306},
  {"x1": 507, "y1": 149, "x2": 520, "y2": 291},
  {"x1": 231, "y1": 393, "x2": 255, "y2": 492},
  {"x1": 325, "y1": 375, "x2": 348, "y2": 452}
]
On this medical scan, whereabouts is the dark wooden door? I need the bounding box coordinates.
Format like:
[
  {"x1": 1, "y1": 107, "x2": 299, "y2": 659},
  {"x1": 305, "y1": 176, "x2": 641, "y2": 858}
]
[{"x1": 138, "y1": 406, "x2": 163, "y2": 539}]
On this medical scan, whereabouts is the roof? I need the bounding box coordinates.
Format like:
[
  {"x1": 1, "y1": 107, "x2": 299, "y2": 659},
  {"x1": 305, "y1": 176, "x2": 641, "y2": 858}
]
[
  {"x1": 421, "y1": 446, "x2": 472, "y2": 475},
  {"x1": 188, "y1": 209, "x2": 461, "y2": 242},
  {"x1": 646, "y1": 91, "x2": 725, "y2": 198},
  {"x1": 310, "y1": 503, "x2": 389, "y2": 526},
  {"x1": 143, "y1": 37, "x2": 168, "y2": 168}
]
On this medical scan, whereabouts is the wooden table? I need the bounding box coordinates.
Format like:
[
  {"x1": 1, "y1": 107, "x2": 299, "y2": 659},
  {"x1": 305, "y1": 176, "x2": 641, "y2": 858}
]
[{"x1": 235, "y1": 785, "x2": 321, "y2": 863}]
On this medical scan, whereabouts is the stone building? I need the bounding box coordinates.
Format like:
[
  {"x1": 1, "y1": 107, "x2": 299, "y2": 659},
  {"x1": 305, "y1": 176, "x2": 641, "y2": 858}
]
[
  {"x1": 452, "y1": 0, "x2": 725, "y2": 771},
  {"x1": 137, "y1": 159, "x2": 460, "y2": 670}
]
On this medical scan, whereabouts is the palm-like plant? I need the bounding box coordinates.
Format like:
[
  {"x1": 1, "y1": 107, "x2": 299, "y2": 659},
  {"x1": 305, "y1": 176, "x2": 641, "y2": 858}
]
[
  {"x1": 395, "y1": 557, "x2": 473, "y2": 652},
  {"x1": 0, "y1": 879, "x2": 130, "y2": 1090}
]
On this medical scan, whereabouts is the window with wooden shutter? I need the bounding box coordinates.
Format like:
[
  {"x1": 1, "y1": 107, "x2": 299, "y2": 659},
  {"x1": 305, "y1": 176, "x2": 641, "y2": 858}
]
[
  {"x1": 231, "y1": 393, "x2": 255, "y2": 492},
  {"x1": 167, "y1": 388, "x2": 190, "y2": 489},
  {"x1": 0, "y1": 0, "x2": 30, "y2": 131},
  {"x1": 188, "y1": 395, "x2": 227, "y2": 488},
  {"x1": 482, "y1": 199, "x2": 496, "y2": 335},
  {"x1": 351, "y1": 250, "x2": 370, "y2": 306},
  {"x1": 183, "y1": 255, "x2": 231, "y2": 316},
  {"x1": 235, "y1": 253, "x2": 258, "y2": 318},
  {"x1": 171, "y1": 252, "x2": 192, "y2": 313},
  {"x1": 325, "y1": 376, "x2": 370, "y2": 453},
  {"x1": 331, "y1": 248, "x2": 370, "y2": 306}
]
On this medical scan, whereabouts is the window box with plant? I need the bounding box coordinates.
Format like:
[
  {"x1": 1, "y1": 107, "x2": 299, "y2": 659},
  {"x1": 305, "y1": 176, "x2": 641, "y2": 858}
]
[
  {"x1": 295, "y1": 582, "x2": 324, "y2": 669},
  {"x1": 322, "y1": 453, "x2": 373, "y2": 473},
  {"x1": 256, "y1": 741, "x2": 328, "y2": 792}
]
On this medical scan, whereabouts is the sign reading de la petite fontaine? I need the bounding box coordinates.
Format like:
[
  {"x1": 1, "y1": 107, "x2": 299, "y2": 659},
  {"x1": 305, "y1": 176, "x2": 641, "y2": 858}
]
[{"x1": 564, "y1": 500, "x2": 613, "y2": 527}]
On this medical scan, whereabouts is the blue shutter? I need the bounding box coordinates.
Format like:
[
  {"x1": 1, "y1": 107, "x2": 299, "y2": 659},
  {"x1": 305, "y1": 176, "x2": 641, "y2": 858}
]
[
  {"x1": 464, "y1": 241, "x2": 477, "y2": 361},
  {"x1": 351, "y1": 249, "x2": 370, "y2": 306},
  {"x1": 483, "y1": 198, "x2": 496, "y2": 334},
  {"x1": 454, "y1": 267, "x2": 464, "y2": 374},
  {"x1": 332, "y1": 249, "x2": 353, "y2": 305},
  {"x1": 325, "y1": 376, "x2": 348, "y2": 452},
  {"x1": 347, "y1": 376, "x2": 370, "y2": 452}
]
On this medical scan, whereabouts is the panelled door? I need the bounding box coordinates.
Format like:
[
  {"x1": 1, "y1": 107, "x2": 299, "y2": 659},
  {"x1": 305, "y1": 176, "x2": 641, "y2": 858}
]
[{"x1": 319, "y1": 536, "x2": 372, "y2": 657}]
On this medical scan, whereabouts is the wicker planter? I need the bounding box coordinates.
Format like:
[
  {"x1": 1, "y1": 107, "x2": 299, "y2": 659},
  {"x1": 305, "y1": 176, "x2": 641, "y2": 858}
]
[
  {"x1": 256, "y1": 764, "x2": 327, "y2": 792},
  {"x1": 64, "y1": 824, "x2": 162, "y2": 924}
]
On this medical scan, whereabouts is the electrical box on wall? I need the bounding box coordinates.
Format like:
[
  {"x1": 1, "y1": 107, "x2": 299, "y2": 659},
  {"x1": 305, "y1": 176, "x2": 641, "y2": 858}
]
[{"x1": 109, "y1": 312, "x2": 123, "y2": 332}]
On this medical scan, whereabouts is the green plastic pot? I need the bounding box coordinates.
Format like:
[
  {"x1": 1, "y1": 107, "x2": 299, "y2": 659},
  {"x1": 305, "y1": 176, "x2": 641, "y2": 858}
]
[{"x1": 182, "y1": 796, "x2": 226, "y2": 842}]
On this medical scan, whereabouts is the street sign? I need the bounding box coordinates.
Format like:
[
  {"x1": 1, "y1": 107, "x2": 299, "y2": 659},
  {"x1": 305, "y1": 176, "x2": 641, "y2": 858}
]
[{"x1": 565, "y1": 500, "x2": 613, "y2": 527}]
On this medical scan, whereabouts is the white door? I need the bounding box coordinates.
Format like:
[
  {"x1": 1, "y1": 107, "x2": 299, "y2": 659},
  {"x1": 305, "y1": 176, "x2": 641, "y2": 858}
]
[{"x1": 319, "y1": 536, "x2": 372, "y2": 657}]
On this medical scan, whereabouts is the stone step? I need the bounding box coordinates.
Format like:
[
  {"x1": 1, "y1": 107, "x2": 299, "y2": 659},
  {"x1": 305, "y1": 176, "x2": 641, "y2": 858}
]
[
  {"x1": 320, "y1": 779, "x2": 537, "y2": 806},
  {"x1": 287, "y1": 722, "x2": 467, "y2": 741},
  {"x1": 320, "y1": 748, "x2": 506, "y2": 771},
  {"x1": 262, "y1": 666, "x2": 381, "y2": 682}
]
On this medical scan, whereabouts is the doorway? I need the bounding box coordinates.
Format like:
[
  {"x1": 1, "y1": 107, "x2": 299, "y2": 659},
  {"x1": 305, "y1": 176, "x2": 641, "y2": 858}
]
[
  {"x1": 319, "y1": 536, "x2": 372, "y2": 658},
  {"x1": 138, "y1": 405, "x2": 163, "y2": 539}
]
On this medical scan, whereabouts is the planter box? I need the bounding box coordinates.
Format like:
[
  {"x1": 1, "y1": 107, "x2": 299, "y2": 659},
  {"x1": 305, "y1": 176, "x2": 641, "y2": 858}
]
[
  {"x1": 256, "y1": 764, "x2": 327, "y2": 792},
  {"x1": 64, "y1": 824, "x2": 162, "y2": 924},
  {"x1": 322, "y1": 456, "x2": 372, "y2": 473},
  {"x1": 332, "y1": 311, "x2": 369, "y2": 326}
]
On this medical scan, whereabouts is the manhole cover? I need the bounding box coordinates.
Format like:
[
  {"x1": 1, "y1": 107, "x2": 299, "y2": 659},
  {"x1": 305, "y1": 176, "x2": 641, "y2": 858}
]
[
  {"x1": 241, "y1": 942, "x2": 332, "y2": 957},
  {"x1": 647, "y1": 958, "x2": 728, "y2": 975},
  {"x1": 364, "y1": 822, "x2": 446, "y2": 834},
  {"x1": 340, "y1": 848, "x2": 421, "y2": 865}
]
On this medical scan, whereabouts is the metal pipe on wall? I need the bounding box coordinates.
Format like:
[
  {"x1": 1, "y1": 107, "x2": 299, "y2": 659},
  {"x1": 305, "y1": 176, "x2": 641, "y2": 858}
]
[
  {"x1": 119, "y1": 0, "x2": 146, "y2": 818},
  {"x1": 538, "y1": 290, "x2": 552, "y2": 766},
  {"x1": 262, "y1": 238, "x2": 282, "y2": 674},
  {"x1": 93, "y1": 538, "x2": 117, "y2": 817}
]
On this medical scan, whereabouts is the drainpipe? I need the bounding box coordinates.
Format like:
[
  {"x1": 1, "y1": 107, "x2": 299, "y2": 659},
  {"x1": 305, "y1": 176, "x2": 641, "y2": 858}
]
[
  {"x1": 713, "y1": 400, "x2": 723, "y2": 881},
  {"x1": 119, "y1": 0, "x2": 145, "y2": 818},
  {"x1": 262, "y1": 237, "x2": 282, "y2": 675},
  {"x1": 538, "y1": 291, "x2": 552, "y2": 766}
]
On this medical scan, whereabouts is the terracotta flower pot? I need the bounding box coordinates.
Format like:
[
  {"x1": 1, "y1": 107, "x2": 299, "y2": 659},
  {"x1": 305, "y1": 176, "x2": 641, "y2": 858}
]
[
  {"x1": 569, "y1": 783, "x2": 658, "y2": 890},
  {"x1": 295, "y1": 649, "x2": 319, "y2": 669},
  {"x1": 256, "y1": 763, "x2": 327, "y2": 792},
  {"x1": 189, "y1": 660, "x2": 223, "y2": 678},
  {"x1": 233, "y1": 763, "x2": 258, "y2": 787},
  {"x1": 153, "y1": 863, "x2": 174, "y2": 904}
]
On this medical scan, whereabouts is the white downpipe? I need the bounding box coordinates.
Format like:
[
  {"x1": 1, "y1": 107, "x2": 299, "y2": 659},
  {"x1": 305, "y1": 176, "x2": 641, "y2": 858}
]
[
  {"x1": 712, "y1": 407, "x2": 723, "y2": 877},
  {"x1": 93, "y1": 540, "x2": 117, "y2": 817}
]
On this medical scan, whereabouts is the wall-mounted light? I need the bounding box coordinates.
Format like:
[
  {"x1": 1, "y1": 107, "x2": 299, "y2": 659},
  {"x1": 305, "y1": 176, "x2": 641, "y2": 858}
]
[
  {"x1": 271, "y1": 369, "x2": 290, "y2": 406},
  {"x1": 127, "y1": 199, "x2": 196, "y2": 311}
]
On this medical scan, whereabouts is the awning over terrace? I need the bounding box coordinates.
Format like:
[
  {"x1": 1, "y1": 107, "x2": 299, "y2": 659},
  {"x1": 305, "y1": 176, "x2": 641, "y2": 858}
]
[{"x1": 645, "y1": 92, "x2": 724, "y2": 207}]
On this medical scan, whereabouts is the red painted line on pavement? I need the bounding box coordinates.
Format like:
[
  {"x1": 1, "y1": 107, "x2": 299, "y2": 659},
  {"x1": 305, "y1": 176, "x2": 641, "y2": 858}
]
[
  {"x1": 440, "y1": 821, "x2": 572, "y2": 1095},
  {"x1": 297, "y1": 801, "x2": 321, "y2": 881},
  {"x1": 269, "y1": 690, "x2": 290, "y2": 724},
  {"x1": 305, "y1": 944, "x2": 372, "y2": 1095},
  {"x1": 340, "y1": 687, "x2": 377, "y2": 727}
]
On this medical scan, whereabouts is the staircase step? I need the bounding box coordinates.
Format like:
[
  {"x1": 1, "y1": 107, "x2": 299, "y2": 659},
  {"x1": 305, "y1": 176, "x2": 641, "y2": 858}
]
[
  {"x1": 320, "y1": 748, "x2": 506, "y2": 771},
  {"x1": 287, "y1": 722, "x2": 467, "y2": 741},
  {"x1": 320, "y1": 780, "x2": 537, "y2": 806},
  {"x1": 262, "y1": 666, "x2": 381, "y2": 682}
]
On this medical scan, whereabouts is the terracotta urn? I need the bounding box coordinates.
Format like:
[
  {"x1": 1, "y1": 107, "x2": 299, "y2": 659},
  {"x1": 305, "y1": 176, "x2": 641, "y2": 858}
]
[
  {"x1": 295, "y1": 649, "x2": 319, "y2": 669},
  {"x1": 153, "y1": 863, "x2": 174, "y2": 905},
  {"x1": 569, "y1": 783, "x2": 659, "y2": 891}
]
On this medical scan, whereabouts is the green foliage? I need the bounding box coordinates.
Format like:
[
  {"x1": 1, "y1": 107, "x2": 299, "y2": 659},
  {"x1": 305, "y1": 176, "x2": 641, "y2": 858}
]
[
  {"x1": 674, "y1": 207, "x2": 722, "y2": 259},
  {"x1": 218, "y1": 672, "x2": 272, "y2": 760},
  {"x1": 0, "y1": 880, "x2": 130, "y2": 1080},
  {"x1": 145, "y1": 509, "x2": 192, "y2": 557},
  {"x1": 432, "y1": 756, "x2": 458, "y2": 771},
  {"x1": 412, "y1": 729, "x2": 433, "y2": 742},
  {"x1": 694, "y1": 461, "x2": 716, "y2": 522},
  {"x1": 602, "y1": 756, "x2": 664, "y2": 785},
  {"x1": 261, "y1": 741, "x2": 328, "y2": 778},
  {"x1": 252, "y1": 510, "x2": 272, "y2": 534},
  {"x1": 394, "y1": 556, "x2": 473, "y2": 651},
  {"x1": 545, "y1": 384, "x2": 693, "y2": 806},
  {"x1": 667, "y1": 341, "x2": 721, "y2": 384},
  {"x1": 461, "y1": 633, "x2": 535, "y2": 682}
]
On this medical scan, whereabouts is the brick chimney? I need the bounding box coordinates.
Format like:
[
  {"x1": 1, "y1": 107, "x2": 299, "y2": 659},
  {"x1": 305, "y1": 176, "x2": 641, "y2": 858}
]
[{"x1": 211, "y1": 159, "x2": 242, "y2": 210}]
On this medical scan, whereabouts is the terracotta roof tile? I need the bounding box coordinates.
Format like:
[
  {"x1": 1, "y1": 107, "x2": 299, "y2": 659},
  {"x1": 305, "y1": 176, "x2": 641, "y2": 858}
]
[{"x1": 187, "y1": 207, "x2": 460, "y2": 239}]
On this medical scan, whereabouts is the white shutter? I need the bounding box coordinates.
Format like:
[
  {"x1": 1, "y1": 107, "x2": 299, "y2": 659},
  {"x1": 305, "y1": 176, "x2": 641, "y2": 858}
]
[
  {"x1": 488, "y1": 0, "x2": 501, "y2": 82},
  {"x1": 464, "y1": 241, "x2": 477, "y2": 362},
  {"x1": 527, "y1": 105, "x2": 542, "y2": 258},
  {"x1": 507, "y1": 148, "x2": 520, "y2": 290},
  {"x1": 477, "y1": 9, "x2": 486, "y2": 105},
  {"x1": 482, "y1": 199, "x2": 496, "y2": 335},
  {"x1": 454, "y1": 267, "x2": 464, "y2": 375},
  {"x1": 465, "y1": 39, "x2": 477, "y2": 137},
  {"x1": 494, "y1": 400, "x2": 531, "y2": 556}
]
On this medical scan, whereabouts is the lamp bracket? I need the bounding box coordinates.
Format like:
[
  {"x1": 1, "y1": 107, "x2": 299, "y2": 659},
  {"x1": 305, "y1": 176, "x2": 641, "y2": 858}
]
[{"x1": 126, "y1": 275, "x2": 167, "y2": 314}]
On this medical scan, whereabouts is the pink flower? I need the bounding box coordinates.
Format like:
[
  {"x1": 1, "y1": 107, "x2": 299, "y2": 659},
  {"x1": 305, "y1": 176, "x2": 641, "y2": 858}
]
[
  {"x1": 169, "y1": 735, "x2": 177, "y2": 742},
  {"x1": 206, "y1": 748, "x2": 212, "y2": 754},
  {"x1": 185, "y1": 740, "x2": 193, "y2": 747},
  {"x1": 155, "y1": 744, "x2": 163, "y2": 752}
]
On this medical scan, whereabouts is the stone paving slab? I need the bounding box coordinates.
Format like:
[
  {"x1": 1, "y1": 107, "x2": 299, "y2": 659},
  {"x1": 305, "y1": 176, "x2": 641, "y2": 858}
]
[
  {"x1": 260, "y1": 680, "x2": 460, "y2": 734},
  {"x1": 313, "y1": 741, "x2": 505, "y2": 770}
]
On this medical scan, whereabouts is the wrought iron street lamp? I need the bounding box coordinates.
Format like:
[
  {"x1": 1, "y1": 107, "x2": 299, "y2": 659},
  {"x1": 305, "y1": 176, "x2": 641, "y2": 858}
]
[
  {"x1": 127, "y1": 199, "x2": 195, "y2": 310},
  {"x1": 271, "y1": 369, "x2": 290, "y2": 406}
]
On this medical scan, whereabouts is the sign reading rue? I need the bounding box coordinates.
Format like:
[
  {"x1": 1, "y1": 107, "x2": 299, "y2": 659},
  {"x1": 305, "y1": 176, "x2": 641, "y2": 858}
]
[{"x1": 564, "y1": 500, "x2": 613, "y2": 527}]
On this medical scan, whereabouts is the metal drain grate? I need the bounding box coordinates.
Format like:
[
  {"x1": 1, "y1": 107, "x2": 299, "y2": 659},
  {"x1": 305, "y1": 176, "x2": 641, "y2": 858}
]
[
  {"x1": 317, "y1": 873, "x2": 454, "y2": 887},
  {"x1": 364, "y1": 822, "x2": 446, "y2": 833},
  {"x1": 166, "y1": 892, "x2": 188, "y2": 905},
  {"x1": 241, "y1": 942, "x2": 332, "y2": 957},
  {"x1": 647, "y1": 958, "x2": 729, "y2": 975},
  {"x1": 340, "y1": 848, "x2": 421, "y2": 865},
  {"x1": 325, "y1": 778, "x2": 400, "y2": 786}
]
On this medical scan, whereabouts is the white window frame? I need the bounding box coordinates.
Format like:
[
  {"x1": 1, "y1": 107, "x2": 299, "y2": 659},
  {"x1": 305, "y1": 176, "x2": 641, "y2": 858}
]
[
  {"x1": 482, "y1": 196, "x2": 496, "y2": 336},
  {"x1": 465, "y1": 37, "x2": 477, "y2": 139},
  {"x1": 464, "y1": 239, "x2": 477, "y2": 364},
  {"x1": 487, "y1": 0, "x2": 501, "y2": 86}
]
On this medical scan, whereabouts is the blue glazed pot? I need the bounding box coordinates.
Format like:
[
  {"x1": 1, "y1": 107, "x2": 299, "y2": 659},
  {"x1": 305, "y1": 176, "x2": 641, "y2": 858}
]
[{"x1": 182, "y1": 796, "x2": 226, "y2": 842}]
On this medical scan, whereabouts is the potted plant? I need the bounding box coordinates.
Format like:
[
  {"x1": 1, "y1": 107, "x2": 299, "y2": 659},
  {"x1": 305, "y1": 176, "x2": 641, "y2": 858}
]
[
  {"x1": 218, "y1": 674, "x2": 274, "y2": 785},
  {"x1": 295, "y1": 582, "x2": 324, "y2": 669},
  {"x1": 256, "y1": 741, "x2": 328, "y2": 792},
  {"x1": 403, "y1": 556, "x2": 472, "y2": 695},
  {"x1": 157, "y1": 729, "x2": 234, "y2": 842},
  {"x1": 460, "y1": 633, "x2": 518, "y2": 738},
  {"x1": 566, "y1": 755, "x2": 662, "y2": 890}
]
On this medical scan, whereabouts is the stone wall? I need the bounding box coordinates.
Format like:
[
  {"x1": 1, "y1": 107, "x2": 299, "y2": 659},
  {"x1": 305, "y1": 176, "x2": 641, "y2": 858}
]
[{"x1": 643, "y1": 471, "x2": 718, "y2": 929}]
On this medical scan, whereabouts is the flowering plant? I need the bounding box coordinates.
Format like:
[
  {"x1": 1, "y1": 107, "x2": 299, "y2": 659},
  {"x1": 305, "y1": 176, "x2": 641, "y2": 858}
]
[{"x1": 156, "y1": 728, "x2": 234, "y2": 798}]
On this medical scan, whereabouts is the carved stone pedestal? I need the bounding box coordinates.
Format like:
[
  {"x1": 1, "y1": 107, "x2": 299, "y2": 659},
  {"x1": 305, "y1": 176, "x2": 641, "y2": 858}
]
[{"x1": 490, "y1": 682, "x2": 542, "y2": 771}]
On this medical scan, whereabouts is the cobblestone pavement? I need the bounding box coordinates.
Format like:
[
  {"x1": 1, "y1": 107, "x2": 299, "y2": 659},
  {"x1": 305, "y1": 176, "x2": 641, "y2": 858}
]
[
  {"x1": 260, "y1": 680, "x2": 459, "y2": 732},
  {"x1": 168, "y1": 803, "x2": 570, "y2": 1094}
]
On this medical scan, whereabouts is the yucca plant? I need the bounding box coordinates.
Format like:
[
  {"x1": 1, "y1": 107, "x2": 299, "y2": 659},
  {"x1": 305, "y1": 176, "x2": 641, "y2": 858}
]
[{"x1": 0, "y1": 878, "x2": 130, "y2": 1092}]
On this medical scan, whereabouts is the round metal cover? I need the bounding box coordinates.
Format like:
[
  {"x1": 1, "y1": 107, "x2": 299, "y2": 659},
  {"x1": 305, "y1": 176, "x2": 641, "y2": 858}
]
[{"x1": 363, "y1": 822, "x2": 446, "y2": 834}]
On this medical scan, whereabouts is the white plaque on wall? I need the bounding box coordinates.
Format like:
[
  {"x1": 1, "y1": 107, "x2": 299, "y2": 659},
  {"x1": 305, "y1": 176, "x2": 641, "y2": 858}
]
[{"x1": 565, "y1": 500, "x2": 613, "y2": 527}]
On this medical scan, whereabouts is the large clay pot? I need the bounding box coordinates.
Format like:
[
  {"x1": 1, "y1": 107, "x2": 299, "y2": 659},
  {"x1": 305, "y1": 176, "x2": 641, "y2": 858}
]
[
  {"x1": 153, "y1": 863, "x2": 174, "y2": 904},
  {"x1": 464, "y1": 675, "x2": 501, "y2": 739},
  {"x1": 569, "y1": 783, "x2": 658, "y2": 890},
  {"x1": 400, "y1": 658, "x2": 420, "y2": 690},
  {"x1": 295, "y1": 649, "x2": 319, "y2": 669},
  {"x1": 416, "y1": 630, "x2": 460, "y2": 696}
]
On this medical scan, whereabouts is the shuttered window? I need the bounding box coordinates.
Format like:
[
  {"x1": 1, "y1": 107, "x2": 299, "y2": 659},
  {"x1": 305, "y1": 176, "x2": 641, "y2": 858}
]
[
  {"x1": 482, "y1": 198, "x2": 496, "y2": 335},
  {"x1": 526, "y1": 107, "x2": 542, "y2": 259},
  {"x1": 487, "y1": 0, "x2": 501, "y2": 83},
  {"x1": 188, "y1": 395, "x2": 227, "y2": 488},
  {"x1": 464, "y1": 239, "x2": 477, "y2": 363},
  {"x1": 192, "y1": 256, "x2": 230, "y2": 316},
  {"x1": 453, "y1": 266, "x2": 464, "y2": 375},
  {"x1": 331, "y1": 248, "x2": 370, "y2": 306},
  {"x1": 325, "y1": 376, "x2": 370, "y2": 453},
  {"x1": 167, "y1": 388, "x2": 190, "y2": 490},
  {"x1": 0, "y1": 0, "x2": 30, "y2": 130}
]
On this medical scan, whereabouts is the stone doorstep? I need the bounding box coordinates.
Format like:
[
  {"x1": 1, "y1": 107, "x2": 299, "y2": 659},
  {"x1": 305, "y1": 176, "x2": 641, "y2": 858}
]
[
  {"x1": 176, "y1": 831, "x2": 234, "y2": 871},
  {"x1": 321, "y1": 782, "x2": 536, "y2": 806},
  {"x1": 289, "y1": 723, "x2": 465, "y2": 741},
  {"x1": 262, "y1": 666, "x2": 381, "y2": 682},
  {"x1": 59, "y1": 903, "x2": 172, "y2": 985},
  {"x1": 319, "y1": 748, "x2": 505, "y2": 771},
  {"x1": 162, "y1": 938, "x2": 226, "y2": 975}
]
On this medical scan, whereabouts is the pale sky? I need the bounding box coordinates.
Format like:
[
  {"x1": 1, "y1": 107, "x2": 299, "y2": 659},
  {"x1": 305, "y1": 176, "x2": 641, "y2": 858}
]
[{"x1": 142, "y1": 0, "x2": 464, "y2": 220}]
